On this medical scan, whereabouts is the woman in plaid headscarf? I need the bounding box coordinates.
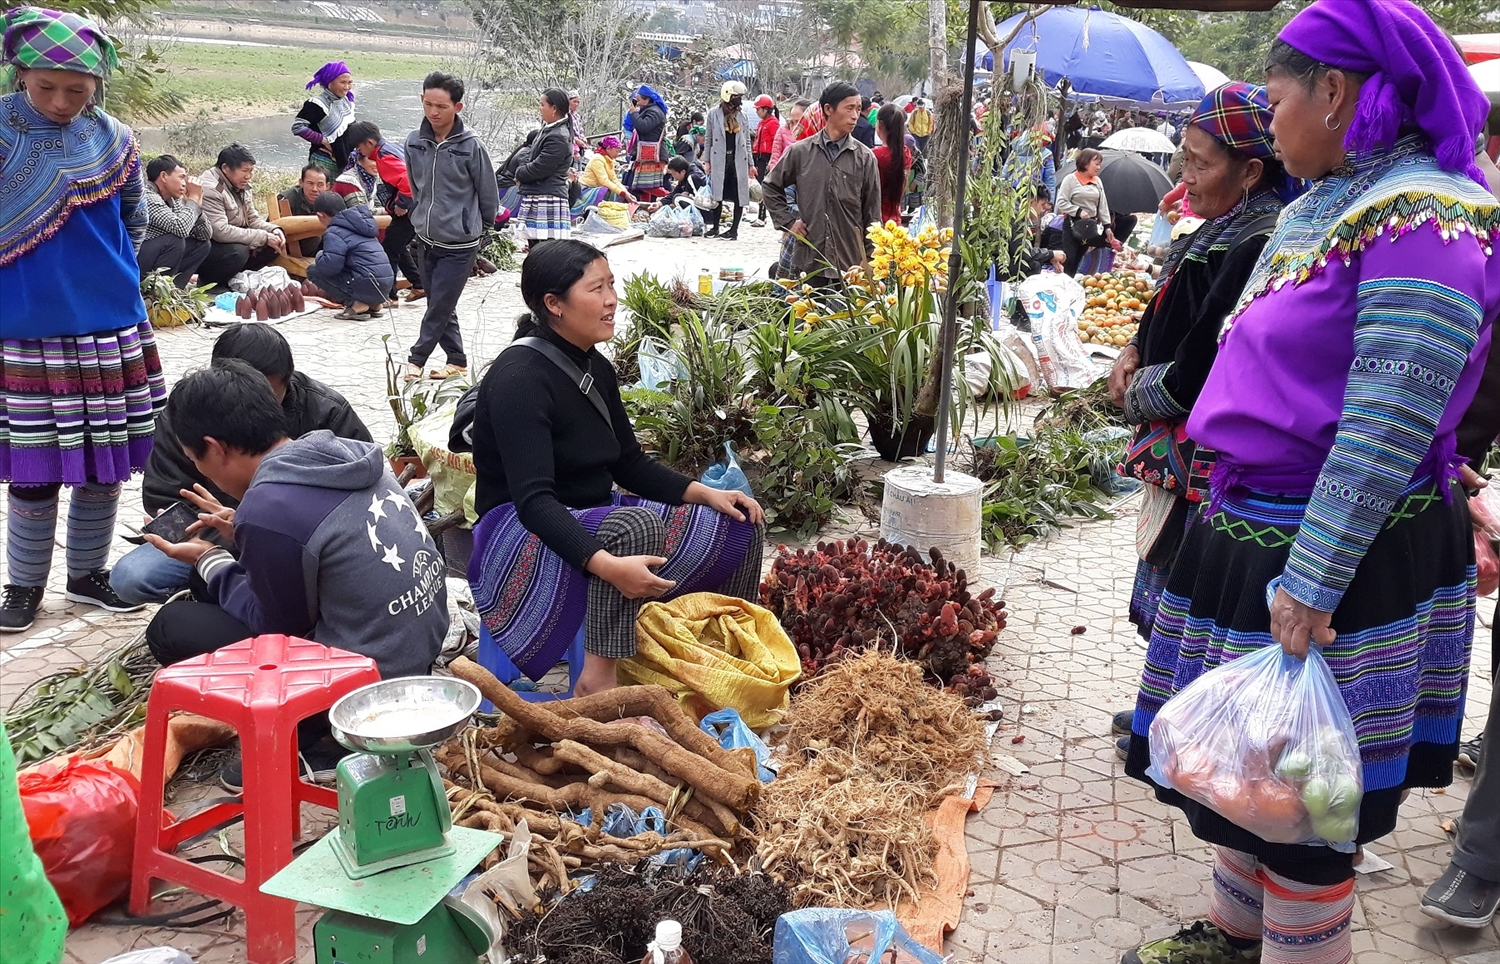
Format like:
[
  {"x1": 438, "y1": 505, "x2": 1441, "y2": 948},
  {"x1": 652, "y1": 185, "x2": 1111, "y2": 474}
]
[{"x1": 0, "y1": 6, "x2": 164, "y2": 631}]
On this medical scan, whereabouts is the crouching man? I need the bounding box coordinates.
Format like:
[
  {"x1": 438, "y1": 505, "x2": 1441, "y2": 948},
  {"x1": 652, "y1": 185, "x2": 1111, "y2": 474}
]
[{"x1": 142, "y1": 361, "x2": 447, "y2": 787}]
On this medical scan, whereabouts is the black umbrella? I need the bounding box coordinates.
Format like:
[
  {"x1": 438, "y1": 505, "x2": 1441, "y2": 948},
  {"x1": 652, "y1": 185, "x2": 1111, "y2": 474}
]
[{"x1": 1098, "y1": 148, "x2": 1174, "y2": 215}]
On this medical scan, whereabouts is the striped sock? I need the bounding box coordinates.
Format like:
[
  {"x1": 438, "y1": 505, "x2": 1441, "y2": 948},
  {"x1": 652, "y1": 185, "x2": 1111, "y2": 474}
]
[
  {"x1": 64, "y1": 483, "x2": 121, "y2": 579},
  {"x1": 6, "y1": 486, "x2": 60, "y2": 588},
  {"x1": 1261, "y1": 868, "x2": 1355, "y2": 964},
  {"x1": 1210, "y1": 847, "x2": 1265, "y2": 942}
]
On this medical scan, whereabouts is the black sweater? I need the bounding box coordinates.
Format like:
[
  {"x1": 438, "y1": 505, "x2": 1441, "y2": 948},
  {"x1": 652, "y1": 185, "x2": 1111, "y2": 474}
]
[{"x1": 472, "y1": 325, "x2": 692, "y2": 570}]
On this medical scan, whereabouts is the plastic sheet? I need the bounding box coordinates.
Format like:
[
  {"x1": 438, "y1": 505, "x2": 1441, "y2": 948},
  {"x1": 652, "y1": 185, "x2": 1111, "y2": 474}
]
[
  {"x1": 624, "y1": 593, "x2": 802, "y2": 728},
  {"x1": 1147, "y1": 637, "x2": 1364, "y2": 849},
  {"x1": 699, "y1": 442, "x2": 754, "y2": 498},
  {"x1": 699, "y1": 708, "x2": 774, "y2": 782},
  {"x1": 772, "y1": 909, "x2": 944, "y2": 964}
]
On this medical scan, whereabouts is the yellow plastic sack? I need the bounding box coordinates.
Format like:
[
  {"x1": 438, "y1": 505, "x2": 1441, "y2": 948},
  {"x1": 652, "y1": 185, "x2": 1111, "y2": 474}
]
[
  {"x1": 623, "y1": 592, "x2": 801, "y2": 729},
  {"x1": 597, "y1": 200, "x2": 631, "y2": 229}
]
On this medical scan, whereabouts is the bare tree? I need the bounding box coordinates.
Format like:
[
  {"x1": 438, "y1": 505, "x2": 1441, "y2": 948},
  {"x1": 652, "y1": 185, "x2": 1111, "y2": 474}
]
[
  {"x1": 463, "y1": 0, "x2": 648, "y2": 135},
  {"x1": 710, "y1": 0, "x2": 823, "y2": 98}
]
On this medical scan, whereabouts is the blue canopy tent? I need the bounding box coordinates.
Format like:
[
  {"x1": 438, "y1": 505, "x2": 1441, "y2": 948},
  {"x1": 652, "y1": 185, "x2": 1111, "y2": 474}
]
[{"x1": 976, "y1": 6, "x2": 1204, "y2": 105}]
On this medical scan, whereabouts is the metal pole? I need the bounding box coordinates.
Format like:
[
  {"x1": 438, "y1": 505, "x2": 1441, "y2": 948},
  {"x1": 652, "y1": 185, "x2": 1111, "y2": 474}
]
[{"x1": 931, "y1": 0, "x2": 982, "y2": 484}]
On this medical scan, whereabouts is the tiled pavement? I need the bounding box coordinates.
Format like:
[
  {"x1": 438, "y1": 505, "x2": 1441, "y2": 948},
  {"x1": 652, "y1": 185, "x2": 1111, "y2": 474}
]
[{"x1": 4, "y1": 229, "x2": 1497, "y2": 961}]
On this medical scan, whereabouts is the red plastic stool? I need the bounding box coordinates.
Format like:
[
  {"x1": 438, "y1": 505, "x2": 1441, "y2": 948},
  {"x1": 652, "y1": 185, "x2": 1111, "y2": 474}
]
[{"x1": 129, "y1": 635, "x2": 380, "y2": 964}]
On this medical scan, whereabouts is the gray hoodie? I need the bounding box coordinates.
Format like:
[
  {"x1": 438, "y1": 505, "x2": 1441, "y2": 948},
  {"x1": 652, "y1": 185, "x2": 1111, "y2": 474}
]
[
  {"x1": 196, "y1": 431, "x2": 447, "y2": 679},
  {"x1": 405, "y1": 115, "x2": 500, "y2": 249}
]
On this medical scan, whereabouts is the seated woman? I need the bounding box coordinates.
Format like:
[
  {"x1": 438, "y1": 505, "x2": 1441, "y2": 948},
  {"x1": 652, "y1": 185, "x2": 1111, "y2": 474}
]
[
  {"x1": 575, "y1": 135, "x2": 635, "y2": 213},
  {"x1": 467, "y1": 240, "x2": 764, "y2": 698}
]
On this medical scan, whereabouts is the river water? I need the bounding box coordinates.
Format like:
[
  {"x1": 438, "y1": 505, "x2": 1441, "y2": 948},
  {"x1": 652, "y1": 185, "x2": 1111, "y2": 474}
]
[{"x1": 139, "y1": 79, "x2": 517, "y2": 172}]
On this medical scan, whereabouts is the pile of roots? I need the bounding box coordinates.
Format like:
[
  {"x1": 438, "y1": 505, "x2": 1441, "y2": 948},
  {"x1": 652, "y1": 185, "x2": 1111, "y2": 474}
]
[{"x1": 753, "y1": 651, "x2": 988, "y2": 908}]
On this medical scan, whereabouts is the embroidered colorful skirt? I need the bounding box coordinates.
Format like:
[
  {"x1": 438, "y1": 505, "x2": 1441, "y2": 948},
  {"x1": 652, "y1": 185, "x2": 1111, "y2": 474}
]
[
  {"x1": 1, "y1": 322, "x2": 166, "y2": 487},
  {"x1": 516, "y1": 194, "x2": 573, "y2": 241},
  {"x1": 572, "y1": 186, "x2": 611, "y2": 217},
  {"x1": 1125, "y1": 484, "x2": 1474, "y2": 871},
  {"x1": 468, "y1": 494, "x2": 757, "y2": 678},
  {"x1": 632, "y1": 147, "x2": 666, "y2": 198},
  {"x1": 1128, "y1": 558, "x2": 1171, "y2": 641}
]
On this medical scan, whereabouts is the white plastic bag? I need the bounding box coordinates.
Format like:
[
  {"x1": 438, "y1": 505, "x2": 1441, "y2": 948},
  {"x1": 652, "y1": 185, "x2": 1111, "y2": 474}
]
[
  {"x1": 1016, "y1": 273, "x2": 1098, "y2": 391},
  {"x1": 693, "y1": 184, "x2": 717, "y2": 210},
  {"x1": 1147, "y1": 638, "x2": 1364, "y2": 849}
]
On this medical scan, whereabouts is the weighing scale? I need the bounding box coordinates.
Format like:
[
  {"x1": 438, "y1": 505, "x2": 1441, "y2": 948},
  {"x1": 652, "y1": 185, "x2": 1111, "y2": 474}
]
[{"x1": 262, "y1": 677, "x2": 505, "y2": 964}]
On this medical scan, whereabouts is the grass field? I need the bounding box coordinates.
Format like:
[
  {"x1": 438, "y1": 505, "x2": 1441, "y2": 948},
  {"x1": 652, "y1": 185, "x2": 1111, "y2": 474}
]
[{"x1": 156, "y1": 41, "x2": 444, "y2": 119}]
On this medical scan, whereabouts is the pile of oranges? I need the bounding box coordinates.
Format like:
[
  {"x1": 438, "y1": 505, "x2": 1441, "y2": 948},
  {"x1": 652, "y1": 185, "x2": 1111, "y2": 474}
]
[{"x1": 1079, "y1": 271, "x2": 1153, "y2": 347}]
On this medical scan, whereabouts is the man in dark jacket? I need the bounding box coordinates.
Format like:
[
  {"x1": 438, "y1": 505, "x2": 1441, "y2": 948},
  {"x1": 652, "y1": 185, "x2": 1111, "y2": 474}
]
[
  {"x1": 141, "y1": 361, "x2": 445, "y2": 787},
  {"x1": 403, "y1": 71, "x2": 499, "y2": 381},
  {"x1": 307, "y1": 193, "x2": 395, "y2": 319},
  {"x1": 110, "y1": 326, "x2": 371, "y2": 606}
]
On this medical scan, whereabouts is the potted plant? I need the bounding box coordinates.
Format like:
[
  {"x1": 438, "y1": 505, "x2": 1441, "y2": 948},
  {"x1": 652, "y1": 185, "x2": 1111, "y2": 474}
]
[{"x1": 785, "y1": 221, "x2": 1006, "y2": 461}]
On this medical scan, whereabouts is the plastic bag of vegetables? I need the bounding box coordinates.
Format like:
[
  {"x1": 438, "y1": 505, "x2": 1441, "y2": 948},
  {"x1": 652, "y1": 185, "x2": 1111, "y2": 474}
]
[{"x1": 1146, "y1": 641, "x2": 1363, "y2": 850}]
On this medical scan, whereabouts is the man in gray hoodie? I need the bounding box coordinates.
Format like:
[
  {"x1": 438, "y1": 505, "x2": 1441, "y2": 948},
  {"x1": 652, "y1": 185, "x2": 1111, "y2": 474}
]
[
  {"x1": 142, "y1": 360, "x2": 447, "y2": 685},
  {"x1": 403, "y1": 71, "x2": 499, "y2": 381}
]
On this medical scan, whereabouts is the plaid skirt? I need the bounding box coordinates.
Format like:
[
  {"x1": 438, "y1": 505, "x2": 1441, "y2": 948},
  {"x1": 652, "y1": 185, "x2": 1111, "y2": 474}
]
[
  {"x1": 516, "y1": 194, "x2": 573, "y2": 241},
  {"x1": 468, "y1": 493, "x2": 756, "y2": 678},
  {"x1": 1, "y1": 322, "x2": 166, "y2": 486}
]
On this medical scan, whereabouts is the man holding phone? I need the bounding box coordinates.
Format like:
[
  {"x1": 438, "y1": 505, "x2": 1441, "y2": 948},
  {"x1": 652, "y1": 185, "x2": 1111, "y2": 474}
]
[
  {"x1": 141, "y1": 361, "x2": 445, "y2": 788},
  {"x1": 110, "y1": 326, "x2": 371, "y2": 606}
]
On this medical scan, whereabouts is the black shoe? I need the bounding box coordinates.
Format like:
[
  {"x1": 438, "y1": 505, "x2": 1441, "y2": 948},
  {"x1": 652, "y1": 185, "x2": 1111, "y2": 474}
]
[
  {"x1": 1421, "y1": 863, "x2": 1500, "y2": 928},
  {"x1": 1112, "y1": 709, "x2": 1134, "y2": 735},
  {"x1": 1116, "y1": 735, "x2": 1131, "y2": 761},
  {"x1": 1458, "y1": 734, "x2": 1482, "y2": 771},
  {"x1": 65, "y1": 569, "x2": 146, "y2": 613},
  {"x1": 0, "y1": 585, "x2": 44, "y2": 633},
  {"x1": 722, "y1": 231, "x2": 739, "y2": 241},
  {"x1": 705, "y1": 226, "x2": 720, "y2": 238},
  {"x1": 218, "y1": 737, "x2": 348, "y2": 795}
]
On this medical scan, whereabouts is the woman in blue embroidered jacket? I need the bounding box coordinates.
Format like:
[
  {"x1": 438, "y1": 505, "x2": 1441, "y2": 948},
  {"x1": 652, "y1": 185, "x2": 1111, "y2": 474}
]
[
  {"x1": 1105, "y1": 82, "x2": 1299, "y2": 757},
  {"x1": 0, "y1": 7, "x2": 165, "y2": 632},
  {"x1": 1120, "y1": 3, "x2": 1500, "y2": 963}
]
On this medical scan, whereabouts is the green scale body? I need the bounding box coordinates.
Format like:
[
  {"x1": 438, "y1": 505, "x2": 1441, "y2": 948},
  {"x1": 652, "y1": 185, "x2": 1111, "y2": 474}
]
[
  {"x1": 333, "y1": 748, "x2": 454, "y2": 878},
  {"x1": 313, "y1": 901, "x2": 484, "y2": 964}
]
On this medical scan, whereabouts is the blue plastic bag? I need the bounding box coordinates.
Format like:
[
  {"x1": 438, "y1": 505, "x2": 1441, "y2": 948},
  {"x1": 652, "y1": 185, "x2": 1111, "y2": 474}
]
[
  {"x1": 699, "y1": 442, "x2": 753, "y2": 498},
  {"x1": 773, "y1": 909, "x2": 943, "y2": 964},
  {"x1": 1148, "y1": 212, "x2": 1173, "y2": 251},
  {"x1": 699, "y1": 708, "x2": 774, "y2": 782},
  {"x1": 566, "y1": 803, "x2": 701, "y2": 870},
  {"x1": 1146, "y1": 625, "x2": 1363, "y2": 851}
]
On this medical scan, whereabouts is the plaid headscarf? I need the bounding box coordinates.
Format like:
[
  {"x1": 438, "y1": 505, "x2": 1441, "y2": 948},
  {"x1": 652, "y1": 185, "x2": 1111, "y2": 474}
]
[
  {"x1": 1279, "y1": 0, "x2": 1488, "y2": 187},
  {"x1": 1190, "y1": 83, "x2": 1275, "y2": 161},
  {"x1": 2, "y1": 6, "x2": 117, "y2": 78}
]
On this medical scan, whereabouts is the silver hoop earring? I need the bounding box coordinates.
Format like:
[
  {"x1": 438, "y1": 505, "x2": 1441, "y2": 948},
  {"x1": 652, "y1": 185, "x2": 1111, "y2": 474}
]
[{"x1": 1324, "y1": 112, "x2": 1341, "y2": 131}]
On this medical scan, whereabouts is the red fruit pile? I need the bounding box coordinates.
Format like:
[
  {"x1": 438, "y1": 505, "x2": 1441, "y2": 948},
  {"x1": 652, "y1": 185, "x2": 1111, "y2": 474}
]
[
  {"x1": 760, "y1": 538, "x2": 1006, "y2": 704},
  {"x1": 234, "y1": 282, "x2": 306, "y2": 321}
]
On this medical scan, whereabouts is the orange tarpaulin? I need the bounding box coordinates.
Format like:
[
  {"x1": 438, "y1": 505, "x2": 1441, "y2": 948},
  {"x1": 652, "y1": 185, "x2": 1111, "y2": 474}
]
[{"x1": 896, "y1": 781, "x2": 1000, "y2": 953}]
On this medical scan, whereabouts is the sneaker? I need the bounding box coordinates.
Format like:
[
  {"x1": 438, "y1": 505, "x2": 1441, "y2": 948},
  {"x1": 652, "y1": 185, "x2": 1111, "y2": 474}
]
[
  {"x1": 1421, "y1": 863, "x2": 1500, "y2": 928},
  {"x1": 1116, "y1": 735, "x2": 1131, "y2": 761},
  {"x1": 218, "y1": 737, "x2": 349, "y2": 794},
  {"x1": 1121, "y1": 920, "x2": 1262, "y2": 964},
  {"x1": 65, "y1": 570, "x2": 146, "y2": 613},
  {"x1": 1458, "y1": 734, "x2": 1482, "y2": 771},
  {"x1": 0, "y1": 585, "x2": 44, "y2": 633},
  {"x1": 1112, "y1": 709, "x2": 1135, "y2": 735}
]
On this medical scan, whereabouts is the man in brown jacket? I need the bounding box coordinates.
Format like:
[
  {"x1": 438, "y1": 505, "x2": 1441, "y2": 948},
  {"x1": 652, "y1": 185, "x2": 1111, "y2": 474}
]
[
  {"x1": 196, "y1": 143, "x2": 286, "y2": 288},
  {"x1": 762, "y1": 81, "x2": 881, "y2": 284}
]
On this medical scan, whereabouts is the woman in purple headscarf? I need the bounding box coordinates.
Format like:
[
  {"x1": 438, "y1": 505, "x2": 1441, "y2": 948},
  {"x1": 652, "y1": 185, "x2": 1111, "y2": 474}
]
[
  {"x1": 1120, "y1": 2, "x2": 1500, "y2": 963},
  {"x1": 292, "y1": 61, "x2": 355, "y2": 177}
]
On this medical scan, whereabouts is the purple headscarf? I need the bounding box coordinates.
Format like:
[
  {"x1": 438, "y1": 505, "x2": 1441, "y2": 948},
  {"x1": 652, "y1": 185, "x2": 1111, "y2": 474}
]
[
  {"x1": 1278, "y1": 0, "x2": 1488, "y2": 187},
  {"x1": 306, "y1": 60, "x2": 353, "y2": 100},
  {"x1": 598, "y1": 134, "x2": 621, "y2": 151}
]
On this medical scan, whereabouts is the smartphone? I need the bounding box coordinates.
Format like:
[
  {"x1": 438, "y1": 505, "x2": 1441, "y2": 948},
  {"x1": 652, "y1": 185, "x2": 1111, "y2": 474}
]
[{"x1": 141, "y1": 501, "x2": 222, "y2": 545}]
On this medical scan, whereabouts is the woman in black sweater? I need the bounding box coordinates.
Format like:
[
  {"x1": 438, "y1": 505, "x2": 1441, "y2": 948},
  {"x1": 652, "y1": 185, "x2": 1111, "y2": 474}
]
[{"x1": 468, "y1": 240, "x2": 764, "y2": 697}]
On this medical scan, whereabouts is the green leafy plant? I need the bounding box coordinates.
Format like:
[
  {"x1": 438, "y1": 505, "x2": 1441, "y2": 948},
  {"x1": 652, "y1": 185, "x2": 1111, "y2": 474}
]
[
  {"x1": 383, "y1": 334, "x2": 471, "y2": 459},
  {"x1": 4, "y1": 639, "x2": 158, "y2": 766},
  {"x1": 139, "y1": 268, "x2": 212, "y2": 328},
  {"x1": 481, "y1": 230, "x2": 520, "y2": 272},
  {"x1": 626, "y1": 314, "x2": 757, "y2": 471},
  {"x1": 750, "y1": 405, "x2": 861, "y2": 539}
]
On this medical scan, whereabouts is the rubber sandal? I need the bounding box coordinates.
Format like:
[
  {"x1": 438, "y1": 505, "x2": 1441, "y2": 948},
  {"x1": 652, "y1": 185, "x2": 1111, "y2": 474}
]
[
  {"x1": 334, "y1": 306, "x2": 371, "y2": 321},
  {"x1": 428, "y1": 364, "x2": 468, "y2": 380},
  {"x1": 403, "y1": 363, "x2": 423, "y2": 383}
]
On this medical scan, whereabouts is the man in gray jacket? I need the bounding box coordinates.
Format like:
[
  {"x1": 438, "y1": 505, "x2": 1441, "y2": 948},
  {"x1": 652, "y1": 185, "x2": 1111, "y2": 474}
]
[{"x1": 403, "y1": 72, "x2": 499, "y2": 381}]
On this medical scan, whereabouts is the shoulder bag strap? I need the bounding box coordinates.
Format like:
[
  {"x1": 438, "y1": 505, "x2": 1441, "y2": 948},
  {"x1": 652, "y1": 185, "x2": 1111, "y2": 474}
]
[
  {"x1": 1227, "y1": 212, "x2": 1280, "y2": 260},
  {"x1": 510, "y1": 337, "x2": 614, "y2": 433}
]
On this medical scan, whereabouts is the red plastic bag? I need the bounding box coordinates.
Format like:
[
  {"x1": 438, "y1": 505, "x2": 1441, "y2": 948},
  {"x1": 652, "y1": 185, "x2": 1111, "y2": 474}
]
[{"x1": 18, "y1": 756, "x2": 141, "y2": 925}]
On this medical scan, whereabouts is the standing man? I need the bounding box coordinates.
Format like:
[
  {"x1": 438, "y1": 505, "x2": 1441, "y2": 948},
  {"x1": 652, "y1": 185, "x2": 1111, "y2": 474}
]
[
  {"x1": 853, "y1": 96, "x2": 876, "y2": 147},
  {"x1": 761, "y1": 81, "x2": 881, "y2": 286},
  {"x1": 139, "y1": 154, "x2": 211, "y2": 289},
  {"x1": 403, "y1": 72, "x2": 498, "y2": 382},
  {"x1": 908, "y1": 97, "x2": 934, "y2": 154}
]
